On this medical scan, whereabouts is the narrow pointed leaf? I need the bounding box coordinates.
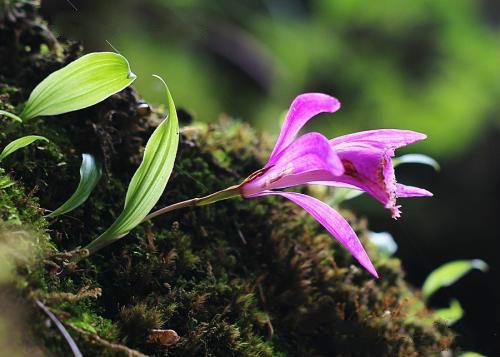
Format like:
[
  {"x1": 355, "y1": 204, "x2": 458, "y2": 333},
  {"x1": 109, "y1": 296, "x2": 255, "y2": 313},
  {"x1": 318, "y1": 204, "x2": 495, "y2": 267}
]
[
  {"x1": 459, "y1": 352, "x2": 487, "y2": 357},
  {"x1": 0, "y1": 135, "x2": 48, "y2": 162},
  {"x1": 435, "y1": 299, "x2": 464, "y2": 325},
  {"x1": 422, "y1": 259, "x2": 488, "y2": 300},
  {"x1": 393, "y1": 154, "x2": 440, "y2": 171},
  {"x1": 0, "y1": 110, "x2": 22, "y2": 123},
  {"x1": 47, "y1": 154, "x2": 102, "y2": 218},
  {"x1": 21, "y1": 52, "x2": 136, "y2": 120},
  {"x1": 85, "y1": 75, "x2": 179, "y2": 254}
]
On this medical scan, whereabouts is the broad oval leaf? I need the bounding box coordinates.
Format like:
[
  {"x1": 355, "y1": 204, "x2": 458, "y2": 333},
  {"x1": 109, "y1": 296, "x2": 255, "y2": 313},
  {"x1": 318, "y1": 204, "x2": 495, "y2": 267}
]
[
  {"x1": 422, "y1": 259, "x2": 488, "y2": 300},
  {"x1": 47, "y1": 154, "x2": 102, "y2": 218},
  {"x1": 0, "y1": 110, "x2": 22, "y2": 123},
  {"x1": 435, "y1": 299, "x2": 463, "y2": 325},
  {"x1": 393, "y1": 154, "x2": 440, "y2": 171},
  {"x1": 0, "y1": 135, "x2": 48, "y2": 162},
  {"x1": 21, "y1": 52, "x2": 136, "y2": 120},
  {"x1": 85, "y1": 75, "x2": 179, "y2": 254}
]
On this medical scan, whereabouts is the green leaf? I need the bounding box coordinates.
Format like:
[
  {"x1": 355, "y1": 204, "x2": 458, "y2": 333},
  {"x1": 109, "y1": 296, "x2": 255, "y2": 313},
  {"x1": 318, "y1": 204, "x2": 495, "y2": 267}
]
[
  {"x1": 0, "y1": 135, "x2": 49, "y2": 162},
  {"x1": 0, "y1": 110, "x2": 22, "y2": 123},
  {"x1": 459, "y1": 352, "x2": 487, "y2": 357},
  {"x1": 21, "y1": 52, "x2": 136, "y2": 120},
  {"x1": 0, "y1": 176, "x2": 14, "y2": 189},
  {"x1": 47, "y1": 154, "x2": 102, "y2": 218},
  {"x1": 435, "y1": 299, "x2": 464, "y2": 325},
  {"x1": 422, "y1": 259, "x2": 488, "y2": 300},
  {"x1": 67, "y1": 313, "x2": 98, "y2": 334},
  {"x1": 85, "y1": 75, "x2": 179, "y2": 254},
  {"x1": 393, "y1": 154, "x2": 440, "y2": 171}
]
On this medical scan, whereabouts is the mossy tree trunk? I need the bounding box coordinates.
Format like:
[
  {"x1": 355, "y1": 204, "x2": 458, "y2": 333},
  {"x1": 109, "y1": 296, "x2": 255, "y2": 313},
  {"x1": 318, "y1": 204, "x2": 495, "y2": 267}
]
[{"x1": 0, "y1": 3, "x2": 454, "y2": 356}]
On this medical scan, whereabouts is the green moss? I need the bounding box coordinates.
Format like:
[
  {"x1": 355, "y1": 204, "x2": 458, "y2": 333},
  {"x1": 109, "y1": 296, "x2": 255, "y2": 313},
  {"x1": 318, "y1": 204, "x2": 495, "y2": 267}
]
[
  {"x1": 0, "y1": 3, "x2": 455, "y2": 356},
  {"x1": 119, "y1": 303, "x2": 163, "y2": 345}
]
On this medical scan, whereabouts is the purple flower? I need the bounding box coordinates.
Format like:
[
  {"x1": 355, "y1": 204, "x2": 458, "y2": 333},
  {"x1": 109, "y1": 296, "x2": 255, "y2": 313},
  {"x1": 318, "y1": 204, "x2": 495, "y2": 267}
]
[
  {"x1": 240, "y1": 93, "x2": 432, "y2": 278},
  {"x1": 312, "y1": 129, "x2": 433, "y2": 219}
]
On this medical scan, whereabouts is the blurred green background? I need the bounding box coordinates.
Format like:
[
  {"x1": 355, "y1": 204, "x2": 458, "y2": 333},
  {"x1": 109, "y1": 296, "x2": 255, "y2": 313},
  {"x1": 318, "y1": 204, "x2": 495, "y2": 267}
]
[
  {"x1": 44, "y1": 0, "x2": 500, "y2": 157},
  {"x1": 40, "y1": 0, "x2": 500, "y2": 354}
]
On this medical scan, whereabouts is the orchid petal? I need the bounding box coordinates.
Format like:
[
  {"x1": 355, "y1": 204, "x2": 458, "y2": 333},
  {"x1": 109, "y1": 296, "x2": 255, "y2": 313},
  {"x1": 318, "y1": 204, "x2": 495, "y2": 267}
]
[
  {"x1": 334, "y1": 144, "x2": 396, "y2": 207},
  {"x1": 260, "y1": 171, "x2": 345, "y2": 192},
  {"x1": 308, "y1": 181, "x2": 360, "y2": 190},
  {"x1": 269, "y1": 93, "x2": 340, "y2": 162},
  {"x1": 318, "y1": 133, "x2": 429, "y2": 218},
  {"x1": 396, "y1": 184, "x2": 433, "y2": 198},
  {"x1": 330, "y1": 129, "x2": 426, "y2": 150},
  {"x1": 242, "y1": 133, "x2": 343, "y2": 197},
  {"x1": 253, "y1": 191, "x2": 378, "y2": 278}
]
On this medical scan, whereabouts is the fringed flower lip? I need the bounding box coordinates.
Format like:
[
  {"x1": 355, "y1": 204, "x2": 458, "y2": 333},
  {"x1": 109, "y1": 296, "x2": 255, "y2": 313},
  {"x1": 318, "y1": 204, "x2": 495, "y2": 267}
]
[
  {"x1": 310, "y1": 129, "x2": 433, "y2": 219},
  {"x1": 145, "y1": 93, "x2": 432, "y2": 278},
  {"x1": 239, "y1": 93, "x2": 432, "y2": 278}
]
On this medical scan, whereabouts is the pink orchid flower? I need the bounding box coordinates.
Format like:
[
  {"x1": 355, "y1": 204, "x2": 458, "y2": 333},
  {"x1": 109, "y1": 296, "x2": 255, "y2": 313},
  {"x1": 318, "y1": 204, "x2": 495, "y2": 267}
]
[
  {"x1": 145, "y1": 93, "x2": 432, "y2": 278},
  {"x1": 239, "y1": 94, "x2": 432, "y2": 278}
]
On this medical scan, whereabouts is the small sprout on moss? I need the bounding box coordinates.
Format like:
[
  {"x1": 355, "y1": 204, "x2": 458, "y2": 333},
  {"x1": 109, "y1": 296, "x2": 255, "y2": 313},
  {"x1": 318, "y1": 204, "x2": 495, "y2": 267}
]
[
  {"x1": 422, "y1": 259, "x2": 488, "y2": 326},
  {"x1": 20, "y1": 52, "x2": 136, "y2": 120},
  {"x1": 67, "y1": 313, "x2": 100, "y2": 334},
  {"x1": 435, "y1": 299, "x2": 464, "y2": 325},
  {"x1": 422, "y1": 259, "x2": 488, "y2": 300},
  {"x1": 47, "y1": 154, "x2": 102, "y2": 218},
  {"x1": 0, "y1": 175, "x2": 15, "y2": 189},
  {"x1": 0, "y1": 135, "x2": 48, "y2": 162}
]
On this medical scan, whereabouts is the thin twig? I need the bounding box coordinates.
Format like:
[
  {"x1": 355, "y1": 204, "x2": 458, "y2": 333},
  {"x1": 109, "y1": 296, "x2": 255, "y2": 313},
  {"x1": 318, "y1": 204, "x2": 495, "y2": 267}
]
[
  {"x1": 34, "y1": 285, "x2": 102, "y2": 304},
  {"x1": 65, "y1": 0, "x2": 78, "y2": 11},
  {"x1": 68, "y1": 324, "x2": 146, "y2": 357},
  {"x1": 34, "y1": 299, "x2": 83, "y2": 357},
  {"x1": 235, "y1": 223, "x2": 247, "y2": 245}
]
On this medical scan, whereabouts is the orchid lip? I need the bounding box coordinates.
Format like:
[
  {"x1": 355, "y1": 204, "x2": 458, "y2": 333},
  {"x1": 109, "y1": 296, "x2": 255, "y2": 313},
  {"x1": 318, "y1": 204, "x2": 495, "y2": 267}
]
[{"x1": 239, "y1": 95, "x2": 431, "y2": 276}]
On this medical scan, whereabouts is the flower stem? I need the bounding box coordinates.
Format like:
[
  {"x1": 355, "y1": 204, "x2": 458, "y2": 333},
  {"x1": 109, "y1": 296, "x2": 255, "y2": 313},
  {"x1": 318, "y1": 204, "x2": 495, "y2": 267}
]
[
  {"x1": 83, "y1": 233, "x2": 127, "y2": 257},
  {"x1": 141, "y1": 198, "x2": 198, "y2": 221},
  {"x1": 75, "y1": 185, "x2": 242, "y2": 261},
  {"x1": 143, "y1": 184, "x2": 241, "y2": 221}
]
